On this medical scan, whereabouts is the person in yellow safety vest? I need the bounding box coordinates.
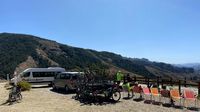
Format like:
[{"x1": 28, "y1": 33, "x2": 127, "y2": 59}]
[
  {"x1": 123, "y1": 74, "x2": 131, "y2": 92},
  {"x1": 115, "y1": 71, "x2": 123, "y2": 84}
]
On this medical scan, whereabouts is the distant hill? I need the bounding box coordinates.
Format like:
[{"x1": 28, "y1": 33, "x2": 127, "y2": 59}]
[
  {"x1": 175, "y1": 63, "x2": 200, "y2": 74},
  {"x1": 0, "y1": 33, "x2": 195, "y2": 79},
  {"x1": 175, "y1": 63, "x2": 200, "y2": 69}
]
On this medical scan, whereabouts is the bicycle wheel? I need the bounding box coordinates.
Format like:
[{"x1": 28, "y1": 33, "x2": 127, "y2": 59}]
[
  {"x1": 112, "y1": 91, "x2": 121, "y2": 102},
  {"x1": 16, "y1": 93, "x2": 22, "y2": 101},
  {"x1": 8, "y1": 92, "x2": 14, "y2": 102},
  {"x1": 75, "y1": 87, "x2": 82, "y2": 99}
]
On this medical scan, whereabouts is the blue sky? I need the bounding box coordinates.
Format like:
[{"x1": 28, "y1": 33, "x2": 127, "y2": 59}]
[{"x1": 0, "y1": 0, "x2": 200, "y2": 64}]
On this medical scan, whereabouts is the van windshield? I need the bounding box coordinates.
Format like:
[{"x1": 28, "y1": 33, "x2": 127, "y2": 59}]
[{"x1": 23, "y1": 72, "x2": 30, "y2": 77}]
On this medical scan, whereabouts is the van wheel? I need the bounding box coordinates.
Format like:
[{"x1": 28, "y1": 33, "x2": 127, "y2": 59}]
[
  {"x1": 49, "y1": 82, "x2": 53, "y2": 87},
  {"x1": 52, "y1": 83, "x2": 57, "y2": 91},
  {"x1": 65, "y1": 86, "x2": 69, "y2": 93}
]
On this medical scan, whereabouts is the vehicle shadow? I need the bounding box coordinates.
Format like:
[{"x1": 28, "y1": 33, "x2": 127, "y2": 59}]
[
  {"x1": 31, "y1": 85, "x2": 51, "y2": 89},
  {"x1": 49, "y1": 88, "x2": 76, "y2": 95},
  {"x1": 73, "y1": 95, "x2": 120, "y2": 106}
]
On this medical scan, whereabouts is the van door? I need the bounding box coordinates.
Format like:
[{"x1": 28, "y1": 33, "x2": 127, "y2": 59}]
[
  {"x1": 60, "y1": 73, "x2": 71, "y2": 88},
  {"x1": 54, "y1": 74, "x2": 61, "y2": 88},
  {"x1": 70, "y1": 74, "x2": 78, "y2": 89}
]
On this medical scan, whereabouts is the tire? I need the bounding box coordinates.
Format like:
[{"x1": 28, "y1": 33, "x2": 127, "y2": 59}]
[
  {"x1": 52, "y1": 83, "x2": 57, "y2": 91},
  {"x1": 112, "y1": 91, "x2": 121, "y2": 102},
  {"x1": 75, "y1": 87, "x2": 81, "y2": 99},
  {"x1": 65, "y1": 85, "x2": 69, "y2": 93},
  {"x1": 8, "y1": 93, "x2": 13, "y2": 102},
  {"x1": 16, "y1": 93, "x2": 22, "y2": 101},
  {"x1": 48, "y1": 82, "x2": 53, "y2": 87}
]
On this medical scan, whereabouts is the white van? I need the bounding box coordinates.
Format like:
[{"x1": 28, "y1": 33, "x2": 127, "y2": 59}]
[{"x1": 21, "y1": 67, "x2": 66, "y2": 85}]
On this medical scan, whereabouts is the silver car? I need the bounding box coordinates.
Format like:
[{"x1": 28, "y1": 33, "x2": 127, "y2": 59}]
[{"x1": 52, "y1": 72, "x2": 83, "y2": 92}]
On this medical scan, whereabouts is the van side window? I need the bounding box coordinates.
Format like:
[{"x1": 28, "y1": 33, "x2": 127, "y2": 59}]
[
  {"x1": 60, "y1": 74, "x2": 66, "y2": 79},
  {"x1": 32, "y1": 72, "x2": 56, "y2": 77},
  {"x1": 65, "y1": 74, "x2": 70, "y2": 79},
  {"x1": 23, "y1": 72, "x2": 30, "y2": 77},
  {"x1": 56, "y1": 74, "x2": 60, "y2": 79},
  {"x1": 60, "y1": 73, "x2": 70, "y2": 79},
  {"x1": 33, "y1": 72, "x2": 41, "y2": 77},
  {"x1": 46, "y1": 72, "x2": 55, "y2": 77}
]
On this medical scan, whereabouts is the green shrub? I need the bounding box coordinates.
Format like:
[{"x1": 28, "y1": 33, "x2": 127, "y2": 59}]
[{"x1": 17, "y1": 81, "x2": 31, "y2": 91}]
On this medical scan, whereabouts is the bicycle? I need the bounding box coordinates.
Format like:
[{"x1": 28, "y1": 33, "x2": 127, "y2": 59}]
[{"x1": 8, "y1": 85, "x2": 22, "y2": 103}]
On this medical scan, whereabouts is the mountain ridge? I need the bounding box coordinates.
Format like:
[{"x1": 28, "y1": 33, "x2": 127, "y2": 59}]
[
  {"x1": 0, "y1": 33, "x2": 195, "y2": 79},
  {"x1": 174, "y1": 63, "x2": 200, "y2": 75}
]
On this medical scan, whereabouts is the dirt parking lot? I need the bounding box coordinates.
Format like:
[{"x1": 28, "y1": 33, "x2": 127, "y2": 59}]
[{"x1": 0, "y1": 82, "x2": 199, "y2": 112}]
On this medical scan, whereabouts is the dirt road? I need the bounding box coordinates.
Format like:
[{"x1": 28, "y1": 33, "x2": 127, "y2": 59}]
[{"x1": 0, "y1": 82, "x2": 198, "y2": 112}]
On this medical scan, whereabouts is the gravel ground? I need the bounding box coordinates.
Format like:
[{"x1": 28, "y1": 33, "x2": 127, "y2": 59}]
[{"x1": 0, "y1": 82, "x2": 199, "y2": 112}]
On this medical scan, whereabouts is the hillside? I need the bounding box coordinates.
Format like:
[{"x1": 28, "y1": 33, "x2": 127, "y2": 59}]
[
  {"x1": 0, "y1": 33, "x2": 195, "y2": 79},
  {"x1": 175, "y1": 63, "x2": 200, "y2": 75}
]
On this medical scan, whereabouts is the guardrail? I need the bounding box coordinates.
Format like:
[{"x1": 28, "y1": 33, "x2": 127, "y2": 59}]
[{"x1": 132, "y1": 76, "x2": 200, "y2": 94}]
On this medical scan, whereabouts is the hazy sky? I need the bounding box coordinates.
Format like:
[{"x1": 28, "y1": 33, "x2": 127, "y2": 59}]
[{"x1": 1, "y1": 0, "x2": 200, "y2": 64}]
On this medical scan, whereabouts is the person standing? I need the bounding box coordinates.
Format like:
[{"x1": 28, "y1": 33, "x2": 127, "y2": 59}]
[
  {"x1": 9, "y1": 72, "x2": 18, "y2": 95},
  {"x1": 11, "y1": 72, "x2": 19, "y2": 86},
  {"x1": 8, "y1": 72, "x2": 22, "y2": 102},
  {"x1": 115, "y1": 71, "x2": 123, "y2": 85},
  {"x1": 123, "y1": 74, "x2": 132, "y2": 96}
]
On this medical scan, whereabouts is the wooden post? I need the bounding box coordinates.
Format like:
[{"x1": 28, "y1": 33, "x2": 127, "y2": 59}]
[
  {"x1": 198, "y1": 82, "x2": 200, "y2": 95},
  {"x1": 161, "y1": 78, "x2": 163, "y2": 88},
  {"x1": 170, "y1": 77, "x2": 173, "y2": 86},
  {"x1": 157, "y1": 76, "x2": 160, "y2": 88},
  {"x1": 134, "y1": 76, "x2": 136, "y2": 82},
  {"x1": 145, "y1": 78, "x2": 147, "y2": 86},
  {"x1": 178, "y1": 80, "x2": 181, "y2": 94},
  {"x1": 184, "y1": 77, "x2": 187, "y2": 87},
  {"x1": 147, "y1": 78, "x2": 150, "y2": 88}
]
